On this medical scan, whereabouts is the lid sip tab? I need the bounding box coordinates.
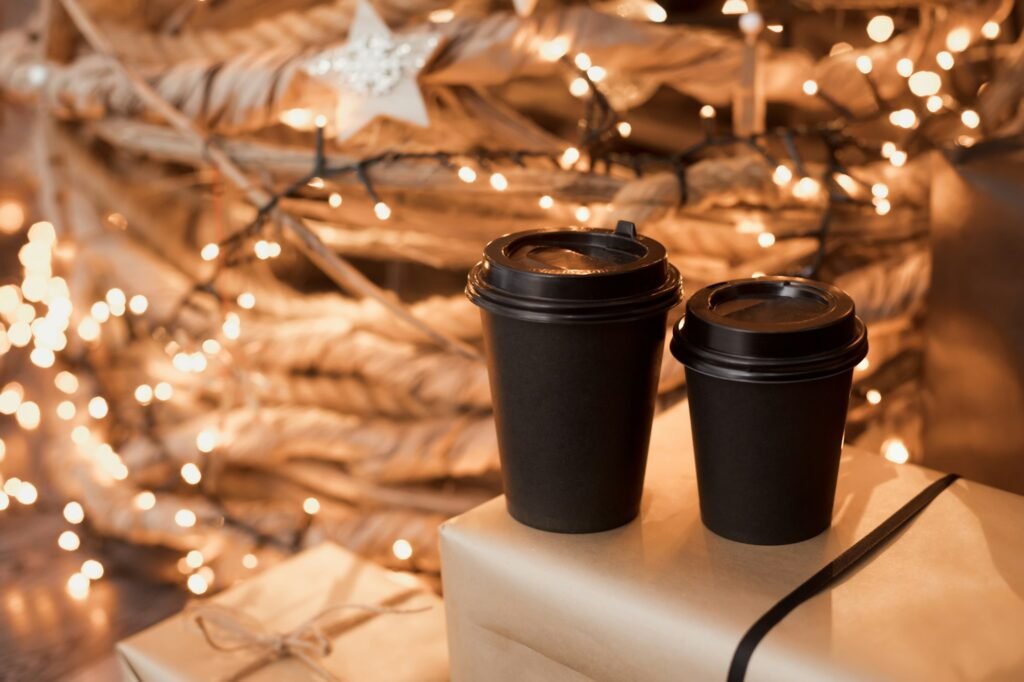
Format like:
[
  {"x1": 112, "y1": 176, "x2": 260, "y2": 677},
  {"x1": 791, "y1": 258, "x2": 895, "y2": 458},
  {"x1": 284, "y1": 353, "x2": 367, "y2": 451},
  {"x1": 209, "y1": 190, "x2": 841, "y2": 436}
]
[{"x1": 466, "y1": 224, "x2": 681, "y2": 324}]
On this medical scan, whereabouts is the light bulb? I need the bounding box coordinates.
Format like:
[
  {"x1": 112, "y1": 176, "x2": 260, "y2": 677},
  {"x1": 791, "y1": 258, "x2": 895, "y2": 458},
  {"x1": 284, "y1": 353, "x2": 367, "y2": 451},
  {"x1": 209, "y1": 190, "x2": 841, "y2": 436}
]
[
  {"x1": 961, "y1": 109, "x2": 980, "y2": 129},
  {"x1": 908, "y1": 71, "x2": 941, "y2": 97},
  {"x1": 64, "y1": 501, "x2": 85, "y2": 524},
  {"x1": 856, "y1": 55, "x2": 873, "y2": 75},
  {"x1": 392, "y1": 538, "x2": 414, "y2": 560}
]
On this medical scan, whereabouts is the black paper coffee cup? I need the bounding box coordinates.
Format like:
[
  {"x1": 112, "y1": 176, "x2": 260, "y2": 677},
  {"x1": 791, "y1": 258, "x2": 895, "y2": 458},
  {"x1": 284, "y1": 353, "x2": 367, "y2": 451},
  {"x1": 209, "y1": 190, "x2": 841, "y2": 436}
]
[
  {"x1": 671, "y1": 277, "x2": 868, "y2": 545},
  {"x1": 467, "y1": 221, "x2": 681, "y2": 533}
]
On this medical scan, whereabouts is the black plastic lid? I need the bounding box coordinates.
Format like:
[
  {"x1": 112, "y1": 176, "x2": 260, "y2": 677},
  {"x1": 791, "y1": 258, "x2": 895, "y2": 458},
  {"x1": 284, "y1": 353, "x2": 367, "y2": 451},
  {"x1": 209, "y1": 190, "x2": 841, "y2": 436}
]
[
  {"x1": 466, "y1": 221, "x2": 681, "y2": 323},
  {"x1": 671, "y1": 276, "x2": 868, "y2": 382}
]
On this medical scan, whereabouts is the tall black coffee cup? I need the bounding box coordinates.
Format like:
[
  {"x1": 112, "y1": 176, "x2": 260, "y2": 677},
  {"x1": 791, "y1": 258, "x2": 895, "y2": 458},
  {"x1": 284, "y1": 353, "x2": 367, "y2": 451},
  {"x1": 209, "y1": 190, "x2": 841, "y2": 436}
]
[
  {"x1": 467, "y1": 221, "x2": 681, "y2": 533},
  {"x1": 671, "y1": 277, "x2": 868, "y2": 545}
]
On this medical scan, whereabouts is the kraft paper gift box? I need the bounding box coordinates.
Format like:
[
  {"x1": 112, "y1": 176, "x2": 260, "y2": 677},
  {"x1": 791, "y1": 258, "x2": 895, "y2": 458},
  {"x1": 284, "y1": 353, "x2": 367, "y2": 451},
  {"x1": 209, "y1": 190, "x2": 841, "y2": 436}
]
[
  {"x1": 117, "y1": 542, "x2": 448, "y2": 681},
  {"x1": 441, "y1": 400, "x2": 1024, "y2": 681}
]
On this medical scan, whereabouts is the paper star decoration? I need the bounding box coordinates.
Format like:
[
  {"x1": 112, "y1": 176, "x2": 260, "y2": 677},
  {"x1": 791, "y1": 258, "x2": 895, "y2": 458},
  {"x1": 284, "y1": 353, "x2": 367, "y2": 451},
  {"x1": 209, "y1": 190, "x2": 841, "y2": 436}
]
[{"x1": 304, "y1": 0, "x2": 441, "y2": 140}]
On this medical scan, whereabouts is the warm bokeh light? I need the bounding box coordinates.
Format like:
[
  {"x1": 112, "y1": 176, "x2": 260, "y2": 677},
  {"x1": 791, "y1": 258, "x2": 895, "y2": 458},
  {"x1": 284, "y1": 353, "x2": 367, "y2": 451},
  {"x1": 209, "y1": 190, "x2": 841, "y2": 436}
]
[
  {"x1": 64, "y1": 501, "x2": 85, "y2": 524},
  {"x1": 392, "y1": 538, "x2": 414, "y2": 560},
  {"x1": 59, "y1": 530, "x2": 81, "y2": 551},
  {"x1": 866, "y1": 15, "x2": 894, "y2": 42},
  {"x1": 489, "y1": 173, "x2": 509, "y2": 192},
  {"x1": 946, "y1": 27, "x2": 971, "y2": 53},
  {"x1": 133, "y1": 491, "x2": 156, "y2": 510},
  {"x1": 181, "y1": 462, "x2": 202, "y2": 485},
  {"x1": 66, "y1": 573, "x2": 90, "y2": 600},
  {"x1": 185, "y1": 550, "x2": 204, "y2": 569},
  {"x1": 81, "y1": 559, "x2": 104, "y2": 580},
  {"x1": 303, "y1": 497, "x2": 321, "y2": 515},
  {"x1": 908, "y1": 71, "x2": 941, "y2": 97},
  {"x1": 187, "y1": 573, "x2": 208, "y2": 595},
  {"x1": 882, "y1": 437, "x2": 910, "y2": 464},
  {"x1": 175, "y1": 509, "x2": 197, "y2": 528}
]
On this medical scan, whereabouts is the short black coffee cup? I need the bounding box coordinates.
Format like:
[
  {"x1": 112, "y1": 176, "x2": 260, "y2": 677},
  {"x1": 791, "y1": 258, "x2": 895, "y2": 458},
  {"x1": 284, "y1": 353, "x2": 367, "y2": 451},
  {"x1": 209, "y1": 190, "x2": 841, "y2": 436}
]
[
  {"x1": 671, "y1": 277, "x2": 868, "y2": 545},
  {"x1": 467, "y1": 221, "x2": 681, "y2": 533}
]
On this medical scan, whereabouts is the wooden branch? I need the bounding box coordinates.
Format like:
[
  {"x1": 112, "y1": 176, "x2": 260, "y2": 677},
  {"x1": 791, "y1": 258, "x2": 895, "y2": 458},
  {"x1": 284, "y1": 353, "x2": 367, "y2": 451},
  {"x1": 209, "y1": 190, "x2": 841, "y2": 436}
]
[{"x1": 58, "y1": 0, "x2": 482, "y2": 361}]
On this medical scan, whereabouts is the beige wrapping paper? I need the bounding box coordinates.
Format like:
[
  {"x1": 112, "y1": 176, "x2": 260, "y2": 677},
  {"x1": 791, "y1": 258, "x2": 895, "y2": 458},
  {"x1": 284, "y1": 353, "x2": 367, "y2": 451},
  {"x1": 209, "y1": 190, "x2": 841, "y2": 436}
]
[
  {"x1": 441, "y1": 401, "x2": 1024, "y2": 681},
  {"x1": 117, "y1": 543, "x2": 448, "y2": 682}
]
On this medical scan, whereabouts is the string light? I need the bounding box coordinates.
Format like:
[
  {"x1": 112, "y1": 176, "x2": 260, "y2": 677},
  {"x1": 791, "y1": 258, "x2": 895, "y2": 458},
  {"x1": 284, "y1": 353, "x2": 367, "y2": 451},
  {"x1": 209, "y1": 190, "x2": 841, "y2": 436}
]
[
  {"x1": 889, "y1": 109, "x2": 917, "y2": 129},
  {"x1": 0, "y1": 493, "x2": 8, "y2": 511},
  {"x1": 834, "y1": 173, "x2": 857, "y2": 194},
  {"x1": 936, "y1": 51, "x2": 954, "y2": 71},
  {"x1": 392, "y1": 538, "x2": 414, "y2": 560},
  {"x1": 0, "y1": 200, "x2": 25, "y2": 234},
  {"x1": 801, "y1": 80, "x2": 818, "y2": 96},
  {"x1": 721, "y1": 0, "x2": 748, "y2": 15},
  {"x1": 792, "y1": 177, "x2": 821, "y2": 199},
  {"x1": 237, "y1": 292, "x2": 256, "y2": 309},
  {"x1": 559, "y1": 147, "x2": 581, "y2": 168},
  {"x1": 0, "y1": 382, "x2": 22, "y2": 414},
  {"x1": 616, "y1": 121, "x2": 632, "y2": 138},
  {"x1": 587, "y1": 66, "x2": 607, "y2": 82},
  {"x1": 908, "y1": 71, "x2": 941, "y2": 97},
  {"x1": 889, "y1": 150, "x2": 908, "y2": 167},
  {"x1": 699, "y1": 105, "x2": 716, "y2": 119},
  {"x1": 185, "y1": 550, "x2": 204, "y2": 569},
  {"x1": 303, "y1": 497, "x2": 321, "y2": 515},
  {"x1": 200, "y1": 243, "x2": 220, "y2": 261},
  {"x1": 187, "y1": 573, "x2": 208, "y2": 595},
  {"x1": 874, "y1": 199, "x2": 891, "y2": 215},
  {"x1": 16, "y1": 401, "x2": 41, "y2": 430},
  {"x1": 538, "y1": 195, "x2": 554, "y2": 210},
  {"x1": 128, "y1": 294, "x2": 148, "y2": 314},
  {"x1": 30, "y1": 348, "x2": 55, "y2": 368},
  {"x1": 58, "y1": 530, "x2": 81, "y2": 551},
  {"x1": 71, "y1": 426, "x2": 91, "y2": 445},
  {"x1": 644, "y1": 2, "x2": 667, "y2": 22},
  {"x1": 66, "y1": 573, "x2": 90, "y2": 600},
  {"x1": 981, "y1": 21, "x2": 1000, "y2": 40},
  {"x1": 767, "y1": 24, "x2": 783, "y2": 33},
  {"x1": 374, "y1": 202, "x2": 392, "y2": 220},
  {"x1": 196, "y1": 429, "x2": 218, "y2": 453},
  {"x1": 856, "y1": 55, "x2": 873, "y2": 75},
  {"x1": 573, "y1": 53, "x2": 592, "y2": 70},
  {"x1": 181, "y1": 463, "x2": 202, "y2": 485},
  {"x1": 856, "y1": 358, "x2": 870, "y2": 372},
  {"x1": 77, "y1": 318, "x2": 100, "y2": 342},
  {"x1": 538, "y1": 37, "x2": 569, "y2": 62},
  {"x1": 222, "y1": 312, "x2": 241, "y2": 339},
  {"x1": 866, "y1": 15, "x2": 894, "y2": 42},
  {"x1": 133, "y1": 491, "x2": 156, "y2": 510},
  {"x1": 772, "y1": 165, "x2": 793, "y2": 185},
  {"x1": 64, "y1": 501, "x2": 85, "y2": 524},
  {"x1": 242, "y1": 553, "x2": 259, "y2": 569},
  {"x1": 81, "y1": 559, "x2": 104, "y2": 580},
  {"x1": 175, "y1": 509, "x2": 197, "y2": 528},
  {"x1": 90, "y1": 301, "x2": 110, "y2": 323},
  {"x1": 154, "y1": 382, "x2": 173, "y2": 401},
  {"x1": 871, "y1": 183, "x2": 889, "y2": 199},
  {"x1": 866, "y1": 389, "x2": 882, "y2": 405},
  {"x1": 757, "y1": 232, "x2": 776, "y2": 248},
  {"x1": 254, "y1": 240, "x2": 273, "y2": 259},
  {"x1": 87, "y1": 396, "x2": 109, "y2": 419},
  {"x1": 569, "y1": 78, "x2": 590, "y2": 97},
  {"x1": 2, "y1": 477, "x2": 21, "y2": 496},
  {"x1": 428, "y1": 8, "x2": 455, "y2": 23},
  {"x1": 961, "y1": 109, "x2": 980, "y2": 129},
  {"x1": 202, "y1": 339, "x2": 221, "y2": 355},
  {"x1": 14, "y1": 481, "x2": 38, "y2": 504},
  {"x1": 926, "y1": 95, "x2": 944, "y2": 113},
  {"x1": 882, "y1": 437, "x2": 910, "y2": 464},
  {"x1": 574, "y1": 205, "x2": 591, "y2": 223},
  {"x1": 896, "y1": 58, "x2": 914, "y2": 77},
  {"x1": 489, "y1": 173, "x2": 509, "y2": 191},
  {"x1": 134, "y1": 385, "x2": 153, "y2": 404},
  {"x1": 8, "y1": 322, "x2": 31, "y2": 347},
  {"x1": 946, "y1": 27, "x2": 971, "y2": 53},
  {"x1": 457, "y1": 166, "x2": 477, "y2": 183}
]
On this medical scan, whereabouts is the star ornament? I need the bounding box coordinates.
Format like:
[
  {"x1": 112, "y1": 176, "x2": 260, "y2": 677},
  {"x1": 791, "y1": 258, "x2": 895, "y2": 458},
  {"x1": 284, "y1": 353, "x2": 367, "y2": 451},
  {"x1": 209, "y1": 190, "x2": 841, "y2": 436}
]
[{"x1": 304, "y1": 0, "x2": 441, "y2": 140}]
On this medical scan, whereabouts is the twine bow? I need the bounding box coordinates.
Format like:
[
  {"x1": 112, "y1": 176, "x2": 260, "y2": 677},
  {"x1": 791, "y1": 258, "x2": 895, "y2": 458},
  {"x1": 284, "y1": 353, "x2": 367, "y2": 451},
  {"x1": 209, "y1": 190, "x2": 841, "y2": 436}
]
[{"x1": 188, "y1": 587, "x2": 429, "y2": 681}]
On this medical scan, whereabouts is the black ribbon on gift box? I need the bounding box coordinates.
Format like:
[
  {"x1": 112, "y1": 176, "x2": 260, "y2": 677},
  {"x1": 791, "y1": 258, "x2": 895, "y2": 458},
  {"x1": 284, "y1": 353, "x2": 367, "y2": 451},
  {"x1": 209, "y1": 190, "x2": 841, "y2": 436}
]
[{"x1": 727, "y1": 473, "x2": 961, "y2": 682}]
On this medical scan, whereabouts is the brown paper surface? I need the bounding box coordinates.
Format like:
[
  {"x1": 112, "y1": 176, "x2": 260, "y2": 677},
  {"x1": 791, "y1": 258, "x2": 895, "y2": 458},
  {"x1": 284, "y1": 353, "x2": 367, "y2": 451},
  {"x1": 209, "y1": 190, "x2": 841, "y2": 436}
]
[
  {"x1": 117, "y1": 542, "x2": 448, "y2": 682},
  {"x1": 441, "y1": 400, "x2": 1024, "y2": 681}
]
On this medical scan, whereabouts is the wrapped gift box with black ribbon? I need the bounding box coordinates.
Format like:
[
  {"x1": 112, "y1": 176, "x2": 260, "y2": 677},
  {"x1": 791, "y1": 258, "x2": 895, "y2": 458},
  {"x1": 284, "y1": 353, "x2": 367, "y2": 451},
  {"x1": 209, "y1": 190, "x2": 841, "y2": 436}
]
[
  {"x1": 117, "y1": 542, "x2": 448, "y2": 681},
  {"x1": 440, "y1": 400, "x2": 1024, "y2": 681}
]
